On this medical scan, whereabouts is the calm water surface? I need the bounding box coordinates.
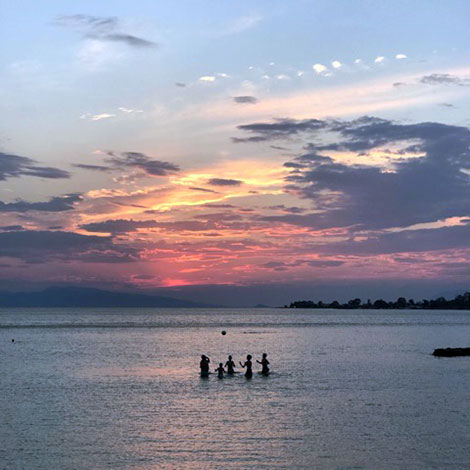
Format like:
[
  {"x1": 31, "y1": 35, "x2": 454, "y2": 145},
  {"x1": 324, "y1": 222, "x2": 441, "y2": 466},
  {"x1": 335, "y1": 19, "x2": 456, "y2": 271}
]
[{"x1": 1, "y1": 308, "x2": 470, "y2": 470}]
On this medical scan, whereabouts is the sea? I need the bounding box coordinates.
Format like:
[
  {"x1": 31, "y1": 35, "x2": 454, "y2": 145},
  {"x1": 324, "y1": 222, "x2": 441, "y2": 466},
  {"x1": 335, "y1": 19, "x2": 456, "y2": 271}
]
[{"x1": 1, "y1": 308, "x2": 470, "y2": 470}]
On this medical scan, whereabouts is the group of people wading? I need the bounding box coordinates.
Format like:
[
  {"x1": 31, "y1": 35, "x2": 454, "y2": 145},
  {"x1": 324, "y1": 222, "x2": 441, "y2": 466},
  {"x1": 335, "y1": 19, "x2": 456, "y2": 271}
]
[{"x1": 200, "y1": 353, "x2": 270, "y2": 378}]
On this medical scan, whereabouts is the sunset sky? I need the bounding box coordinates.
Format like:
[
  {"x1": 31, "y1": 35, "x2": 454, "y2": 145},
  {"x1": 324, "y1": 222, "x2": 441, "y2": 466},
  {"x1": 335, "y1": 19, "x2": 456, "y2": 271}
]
[{"x1": 2, "y1": 1, "x2": 470, "y2": 305}]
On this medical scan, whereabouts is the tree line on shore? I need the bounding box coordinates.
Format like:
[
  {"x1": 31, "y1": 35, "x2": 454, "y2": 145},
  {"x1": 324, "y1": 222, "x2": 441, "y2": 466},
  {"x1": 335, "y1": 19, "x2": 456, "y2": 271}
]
[{"x1": 286, "y1": 292, "x2": 470, "y2": 310}]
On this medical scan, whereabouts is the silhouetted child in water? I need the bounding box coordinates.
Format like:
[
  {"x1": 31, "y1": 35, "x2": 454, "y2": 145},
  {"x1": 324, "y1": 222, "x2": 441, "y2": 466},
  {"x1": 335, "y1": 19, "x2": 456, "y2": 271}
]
[
  {"x1": 200, "y1": 354, "x2": 210, "y2": 377},
  {"x1": 215, "y1": 363, "x2": 225, "y2": 378},
  {"x1": 257, "y1": 353, "x2": 270, "y2": 376},
  {"x1": 239, "y1": 354, "x2": 253, "y2": 378},
  {"x1": 225, "y1": 355, "x2": 236, "y2": 375}
]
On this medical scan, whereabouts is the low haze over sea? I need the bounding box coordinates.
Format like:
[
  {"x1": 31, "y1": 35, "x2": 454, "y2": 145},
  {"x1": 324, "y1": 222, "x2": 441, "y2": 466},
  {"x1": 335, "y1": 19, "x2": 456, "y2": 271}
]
[{"x1": 2, "y1": 308, "x2": 470, "y2": 470}]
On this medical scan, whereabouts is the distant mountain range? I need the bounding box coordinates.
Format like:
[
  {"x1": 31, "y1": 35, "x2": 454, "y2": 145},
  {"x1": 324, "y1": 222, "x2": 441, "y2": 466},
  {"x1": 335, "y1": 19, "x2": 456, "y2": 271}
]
[{"x1": 0, "y1": 286, "x2": 217, "y2": 308}]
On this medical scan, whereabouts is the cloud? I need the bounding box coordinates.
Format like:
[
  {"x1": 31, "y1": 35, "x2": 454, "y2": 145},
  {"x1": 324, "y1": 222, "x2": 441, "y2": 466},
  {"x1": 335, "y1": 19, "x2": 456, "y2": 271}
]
[
  {"x1": 420, "y1": 73, "x2": 470, "y2": 86},
  {"x1": 118, "y1": 107, "x2": 143, "y2": 114},
  {"x1": 203, "y1": 203, "x2": 236, "y2": 209},
  {"x1": 106, "y1": 151, "x2": 180, "y2": 176},
  {"x1": 101, "y1": 33, "x2": 155, "y2": 48},
  {"x1": 313, "y1": 63, "x2": 327, "y2": 74},
  {"x1": 316, "y1": 225, "x2": 470, "y2": 256},
  {"x1": 233, "y1": 96, "x2": 259, "y2": 104},
  {"x1": 175, "y1": 82, "x2": 186, "y2": 88},
  {"x1": 232, "y1": 118, "x2": 328, "y2": 143},
  {"x1": 189, "y1": 187, "x2": 219, "y2": 193},
  {"x1": 331, "y1": 60, "x2": 342, "y2": 69},
  {"x1": 80, "y1": 219, "x2": 159, "y2": 234},
  {"x1": 261, "y1": 258, "x2": 344, "y2": 271},
  {"x1": 307, "y1": 259, "x2": 345, "y2": 267},
  {"x1": 374, "y1": 56, "x2": 385, "y2": 63},
  {"x1": 0, "y1": 194, "x2": 82, "y2": 213},
  {"x1": 56, "y1": 14, "x2": 157, "y2": 48},
  {"x1": 395, "y1": 54, "x2": 407, "y2": 60},
  {"x1": 0, "y1": 152, "x2": 70, "y2": 181},
  {"x1": 199, "y1": 76, "x2": 216, "y2": 82},
  {"x1": 0, "y1": 230, "x2": 139, "y2": 263},
  {"x1": 80, "y1": 216, "x2": 253, "y2": 235},
  {"x1": 80, "y1": 113, "x2": 116, "y2": 121},
  {"x1": 241, "y1": 116, "x2": 470, "y2": 236},
  {"x1": 73, "y1": 163, "x2": 113, "y2": 172},
  {"x1": 0, "y1": 225, "x2": 25, "y2": 231},
  {"x1": 207, "y1": 178, "x2": 243, "y2": 186}
]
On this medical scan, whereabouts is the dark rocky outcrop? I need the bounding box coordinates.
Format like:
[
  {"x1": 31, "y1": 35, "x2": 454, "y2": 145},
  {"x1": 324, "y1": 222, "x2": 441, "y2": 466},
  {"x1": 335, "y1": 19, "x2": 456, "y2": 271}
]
[{"x1": 432, "y1": 348, "x2": 470, "y2": 357}]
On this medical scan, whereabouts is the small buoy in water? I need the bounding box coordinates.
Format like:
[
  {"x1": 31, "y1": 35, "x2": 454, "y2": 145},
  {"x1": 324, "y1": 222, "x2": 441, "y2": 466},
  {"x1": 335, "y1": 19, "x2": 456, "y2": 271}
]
[
  {"x1": 11, "y1": 339, "x2": 14, "y2": 342},
  {"x1": 221, "y1": 330, "x2": 226, "y2": 336}
]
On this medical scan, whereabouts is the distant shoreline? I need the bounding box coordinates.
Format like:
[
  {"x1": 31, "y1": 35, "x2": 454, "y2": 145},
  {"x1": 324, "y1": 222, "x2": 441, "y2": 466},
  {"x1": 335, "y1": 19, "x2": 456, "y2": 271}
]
[{"x1": 287, "y1": 292, "x2": 470, "y2": 310}]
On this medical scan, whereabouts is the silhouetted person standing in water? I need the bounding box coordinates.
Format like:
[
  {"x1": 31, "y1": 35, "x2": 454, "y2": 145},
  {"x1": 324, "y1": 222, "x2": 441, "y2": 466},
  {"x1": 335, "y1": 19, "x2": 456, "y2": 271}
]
[
  {"x1": 240, "y1": 354, "x2": 253, "y2": 378},
  {"x1": 200, "y1": 354, "x2": 210, "y2": 377},
  {"x1": 215, "y1": 363, "x2": 225, "y2": 378},
  {"x1": 257, "y1": 353, "x2": 270, "y2": 376},
  {"x1": 225, "y1": 355, "x2": 236, "y2": 375}
]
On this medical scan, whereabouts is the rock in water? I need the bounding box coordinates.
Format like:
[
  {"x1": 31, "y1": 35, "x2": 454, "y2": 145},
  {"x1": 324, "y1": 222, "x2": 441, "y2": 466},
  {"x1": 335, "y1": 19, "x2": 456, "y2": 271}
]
[{"x1": 433, "y1": 347, "x2": 470, "y2": 357}]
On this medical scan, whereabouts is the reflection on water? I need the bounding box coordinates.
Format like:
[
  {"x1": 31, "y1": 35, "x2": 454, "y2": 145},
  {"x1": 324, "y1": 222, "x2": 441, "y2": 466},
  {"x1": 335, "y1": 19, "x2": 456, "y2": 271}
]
[{"x1": 2, "y1": 308, "x2": 470, "y2": 469}]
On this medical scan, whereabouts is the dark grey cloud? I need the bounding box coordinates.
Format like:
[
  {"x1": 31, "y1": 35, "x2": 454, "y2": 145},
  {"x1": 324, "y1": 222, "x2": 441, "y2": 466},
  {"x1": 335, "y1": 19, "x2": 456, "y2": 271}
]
[
  {"x1": 189, "y1": 186, "x2": 219, "y2": 193},
  {"x1": 241, "y1": 116, "x2": 470, "y2": 238},
  {"x1": 266, "y1": 205, "x2": 306, "y2": 214},
  {"x1": 267, "y1": 205, "x2": 306, "y2": 214},
  {"x1": 56, "y1": 14, "x2": 157, "y2": 48},
  {"x1": 306, "y1": 259, "x2": 345, "y2": 267},
  {"x1": 101, "y1": 33, "x2": 155, "y2": 47},
  {"x1": 0, "y1": 230, "x2": 139, "y2": 263},
  {"x1": 0, "y1": 225, "x2": 25, "y2": 231},
  {"x1": 80, "y1": 219, "x2": 159, "y2": 234},
  {"x1": 261, "y1": 258, "x2": 344, "y2": 271},
  {"x1": 57, "y1": 14, "x2": 118, "y2": 31},
  {"x1": 203, "y1": 204, "x2": 236, "y2": 208},
  {"x1": 207, "y1": 178, "x2": 243, "y2": 186},
  {"x1": 0, "y1": 152, "x2": 70, "y2": 181},
  {"x1": 110, "y1": 201, "x2": 148, "y2": 209},
  {"x1": 0, "y1": 194, "x2": 82, "y2": 213},
  {"x1": 107, "y1": 152, "x2": 180, "y2": 176},
  {"x1": 232, "y1": 118, "x2": 328, "y2": 143},
  {"x1": 270, "y1": 145, "x2": 290, "y2": 151},
  {"x1": 420, "y1": 73, "x2": 470, "y2": 86},
  {"x1": 80, "y1": 215, "x2": 256, "y2": 235},
  {"x1": 132, "y1": 274, "x2": 156, "y2": 280},
  {"x1": 316, "y1": 225, "x2": 470, "y2": 256},
  {"x1": 73, "y1": 163, "x2": 113, "y2": 172},
  {"x1": 233, "y1": 96, "x2": 259, "y2": 104}
]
